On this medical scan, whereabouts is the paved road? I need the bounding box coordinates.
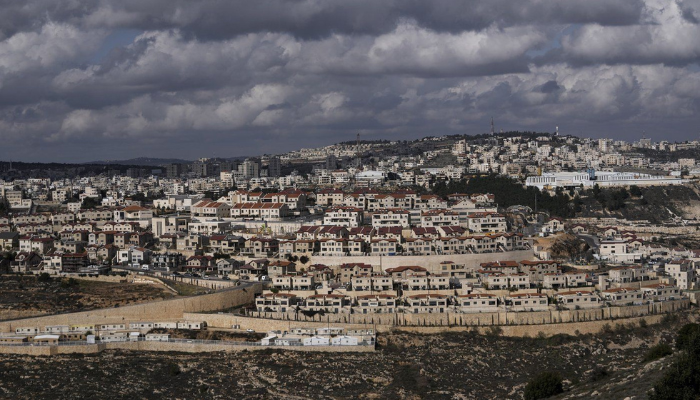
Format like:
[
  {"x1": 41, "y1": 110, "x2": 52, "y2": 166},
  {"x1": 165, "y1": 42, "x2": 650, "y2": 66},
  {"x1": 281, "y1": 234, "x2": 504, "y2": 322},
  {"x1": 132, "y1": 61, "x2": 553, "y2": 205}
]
[
  {"x1": 577, "y1": 233, "x2": 600, "y2": 250},
  {"x1": 112, "y1": 266, "x2": 257, "y2": 291}
]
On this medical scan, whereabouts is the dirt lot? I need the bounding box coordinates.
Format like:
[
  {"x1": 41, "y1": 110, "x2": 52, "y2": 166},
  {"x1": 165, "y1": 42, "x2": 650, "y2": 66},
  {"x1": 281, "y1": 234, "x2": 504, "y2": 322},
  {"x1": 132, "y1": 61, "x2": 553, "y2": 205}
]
[
  {"x1": 0, "y1": 312, "x2": 693, "y2": 399},
  {"x1": 0, "y1": 275, "x2": 174, "y2": 320},
  {"x1": 150, "y1": 328, "x2": 265, "y2": 342}
]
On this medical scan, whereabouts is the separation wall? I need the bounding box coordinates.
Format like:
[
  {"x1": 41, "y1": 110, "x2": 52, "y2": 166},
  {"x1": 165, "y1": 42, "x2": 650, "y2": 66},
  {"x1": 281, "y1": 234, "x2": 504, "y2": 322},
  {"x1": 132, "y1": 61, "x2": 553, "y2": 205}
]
[
  {"x1": 0, "y1": 284, "x2": 262, "y2": 333},
  {"x1": 185, "y1": 299, "x2": 689, "y2": 333}
]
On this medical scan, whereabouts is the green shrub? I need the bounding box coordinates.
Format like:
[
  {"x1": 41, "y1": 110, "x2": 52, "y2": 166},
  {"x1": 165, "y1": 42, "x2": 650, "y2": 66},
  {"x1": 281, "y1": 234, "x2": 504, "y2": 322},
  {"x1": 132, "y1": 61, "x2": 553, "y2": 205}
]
[
  {"x1": 661, "y1": 313, "x2": 679, "y2": 325},
  {"x1": 60, "y1": 277, "x2": 79, "y2": 288},
  {"x1": 524, "y1": 372, "x2": 564, "y2": 400},
  {"x1": 676, "y1": 323, "x2": 700, "y2": 351},
  {"x1": 547, "y1": 334, "x2": 575, "y2": 346},
  {"x1": 650, "y1": 328, "x2": 700, "y2": 400},
  {"x1": 168, "y1": 363, "x2": 181, "y2": 376},
  {"x1": 486, "y1": 326, "x2": 503, "y2": 337},
  {"x1": 37, "y1": 273, "x2": 52, "y2": 282},
  {"x1": 644, "y1": 343, "x2": 673, "y2": 362},
  {"x1": 589, "y1": 366, "x2": 608, "y2": 382}
]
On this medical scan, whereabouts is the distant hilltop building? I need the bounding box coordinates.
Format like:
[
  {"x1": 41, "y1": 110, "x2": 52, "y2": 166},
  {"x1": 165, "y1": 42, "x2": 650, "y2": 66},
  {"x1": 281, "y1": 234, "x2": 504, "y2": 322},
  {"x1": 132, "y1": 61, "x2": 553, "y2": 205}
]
[{"x1": 525, "y1": 170, "x2": 685, "y2": 189}]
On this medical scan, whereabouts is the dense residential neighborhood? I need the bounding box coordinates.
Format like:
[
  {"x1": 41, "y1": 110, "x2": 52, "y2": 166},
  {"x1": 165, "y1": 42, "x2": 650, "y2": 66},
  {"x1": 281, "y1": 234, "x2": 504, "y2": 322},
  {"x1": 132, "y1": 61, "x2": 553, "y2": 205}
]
[
  {"x1": 2, "y1": 132, "x2": 700, "y2": 398},
  {"x1": 1, "y1": 133, "x2": 699, "y2": 308},
  {"x1": 4, "y1": 0, "x2": 700, "y2": 397}
]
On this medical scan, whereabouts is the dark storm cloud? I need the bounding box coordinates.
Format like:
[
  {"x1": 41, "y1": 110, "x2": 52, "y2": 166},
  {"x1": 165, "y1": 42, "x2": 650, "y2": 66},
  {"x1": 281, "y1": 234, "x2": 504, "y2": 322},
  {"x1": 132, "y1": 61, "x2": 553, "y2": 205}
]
[
  {"x1": 678, "y1": 0, "x2": 700, "y2": 23},
  {"x1": 99, "y1": 0, "x2": 645, "y2": 39},
  {"x1": 0, "y1": 0, "x2": 699, "y2": 162},
  {"x1": 0, "y1": 0, "x2": 646, "y2": 40}
]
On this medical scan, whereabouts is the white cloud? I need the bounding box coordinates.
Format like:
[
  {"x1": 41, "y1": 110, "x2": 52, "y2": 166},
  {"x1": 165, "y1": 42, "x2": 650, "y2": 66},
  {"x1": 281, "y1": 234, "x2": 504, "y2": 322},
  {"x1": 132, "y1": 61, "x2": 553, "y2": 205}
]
[
  {"x1": 0, "y1": 23, "x2": 104, "y2": 73},
  {"x1": 561, "y1": 0, "x2": 700, "y2": 65}
]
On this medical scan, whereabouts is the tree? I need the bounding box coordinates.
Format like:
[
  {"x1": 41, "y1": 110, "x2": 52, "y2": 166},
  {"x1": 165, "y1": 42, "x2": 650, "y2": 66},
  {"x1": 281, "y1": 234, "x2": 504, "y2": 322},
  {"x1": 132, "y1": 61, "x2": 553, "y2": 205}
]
[
  {"x1": 629, "y1": 185, "x2": 643, "y2": 197},
  {"x1": 299, "y1": 255, "x2": 309, "y2": 265},
  {"x1": 37, "y1": 273, "x2": 52, "y2": 282},
  {"x1": 81, "y1": 197, "x2": 99, "y2": 209},
  {"x1": 644, "y1": 343, "x2": 673, "y2": 362},
  {"x1": 676, "y1": 323, "x2": 700, "y2": 351},
  {"x1": 0, "y1": 197, "x2": 8, "y2": 215},
  {"x1": 432, "y1": 174, "x2": 575, "y2": 218},
  {"x1": 524, "y1": 372, "x2": 564, "y2": 400},
  {"x1": 649, "y1": 326, "x2": 700, "y2": 400},
  {"x1": 130, "y1": 192, "x2": 147, "y2": 202}
]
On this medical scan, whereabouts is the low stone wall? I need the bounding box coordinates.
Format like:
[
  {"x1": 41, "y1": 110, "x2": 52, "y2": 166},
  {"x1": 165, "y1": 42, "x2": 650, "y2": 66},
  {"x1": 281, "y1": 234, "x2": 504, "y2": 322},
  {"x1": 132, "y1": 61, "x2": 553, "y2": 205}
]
[
  {"x1": 0, "y1": 341, "x2": 373, "y2": 356},
  {"x1": 187, "y1": 299, "x2": 689, "y2": 334},
  {"x1": 0, "y1": 345, "x2": 53, "y2": 356},
  {"x1": 56, "y1": 344, "x2": 106, "y2": 354},
  {"x1": 0, "y1": 284, "x2": 262, "y2": 333},
  {"x1": 132, "y1": 341, "x2": 372, "y2": 353},
  {"x1": 399, "y1": 314, "x2": 667, "y2": 337},
  {"x1": 73, "y1": 275, "x2": 133, "y2": 283},
  {"x1": 186, "y1": 312, "x2": 376, "y2": 333}
]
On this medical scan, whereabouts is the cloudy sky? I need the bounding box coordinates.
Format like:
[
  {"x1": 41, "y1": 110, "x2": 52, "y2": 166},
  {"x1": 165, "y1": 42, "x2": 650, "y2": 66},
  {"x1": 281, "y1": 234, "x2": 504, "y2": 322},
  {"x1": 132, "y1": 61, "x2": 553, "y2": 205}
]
[{"x1": 1, "y1": 0, "x2": 700, "y2": 162}]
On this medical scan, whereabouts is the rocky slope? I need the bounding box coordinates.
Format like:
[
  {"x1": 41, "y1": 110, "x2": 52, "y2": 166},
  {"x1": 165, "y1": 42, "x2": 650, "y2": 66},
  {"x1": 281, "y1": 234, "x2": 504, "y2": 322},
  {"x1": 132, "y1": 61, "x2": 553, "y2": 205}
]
[
  {"x1": 0, "y1": 314, "x2": 692, "y2": 399},
  {"x1": 0, "y1": 275, "x2": 173, "y2": 321}
]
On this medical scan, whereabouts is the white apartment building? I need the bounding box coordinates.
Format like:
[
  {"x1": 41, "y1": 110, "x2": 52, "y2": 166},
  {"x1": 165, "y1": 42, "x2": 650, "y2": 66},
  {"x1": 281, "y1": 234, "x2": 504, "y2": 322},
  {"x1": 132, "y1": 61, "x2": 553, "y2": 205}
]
[
  {"x1": 371, "y1": 209, "x2": 410, "y2": 228},
  {"x1": 323, "y1": 207, "x2": 363, "y2": 228}
]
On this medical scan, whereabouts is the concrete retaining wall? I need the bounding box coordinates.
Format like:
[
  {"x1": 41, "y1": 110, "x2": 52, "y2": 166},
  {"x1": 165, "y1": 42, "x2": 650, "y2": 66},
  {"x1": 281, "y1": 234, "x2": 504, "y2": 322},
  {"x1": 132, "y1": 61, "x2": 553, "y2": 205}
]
[
  {"x1": 0, "y1": 345, "x2": 53, "y2": 356},
  {"x1": 0, "y1": 284, "x2": 262, "y2": 333},
  {"x1": 186, "y1": 299, "x2": 689, "y2": 334},
  {"x1": 308, "y1": 249, "x2": 534, "y2": 274}
]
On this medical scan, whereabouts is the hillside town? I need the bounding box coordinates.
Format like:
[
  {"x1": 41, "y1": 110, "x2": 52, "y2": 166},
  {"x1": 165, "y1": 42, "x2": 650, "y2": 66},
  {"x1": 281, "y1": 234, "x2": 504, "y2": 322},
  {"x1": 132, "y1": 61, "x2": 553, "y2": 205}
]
[
  {"x1": 4, "y1": 1, "x2": 700, "y2": 397},
  {"x1": 0, "y1": 133, "x2": 698, "y2": 333}
]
